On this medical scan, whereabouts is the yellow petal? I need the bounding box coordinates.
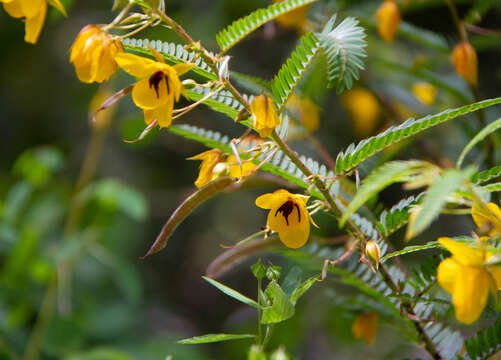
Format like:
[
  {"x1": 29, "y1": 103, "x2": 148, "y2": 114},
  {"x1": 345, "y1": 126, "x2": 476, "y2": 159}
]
[
  {"x1": 24, "y1": 0, "x2": 46, "y2": 44},
  {"x1": 188, "y1": 149, "x2": 222, "y2": 189},
  {"x1": 47, "y1": 0, "x2": 66, "y2": 16},
  {"x1": 132, "y1": 77, "x2": 169, "y2": 110},
  {"x1": 437, "y1": 258, "x2": 460, "y2": 294},
  {"x1": 472, "y1": 202, "x2": 501, "y2": 236},
  {"x1": 267, "y1": 197, "x2": 310, "y2": 248},
  {"x1": 114, "y1": 53, "x2": 161, "y2": 78},
  {"x1": 255, "y1": 189, "x2": 291, "y2": 209},
  {"x1": 341, "y1": 88, "x2": 380, "y2": 138},
  {"x1": 251, "y1": 95, "x2": 280, "y2": 138},
  {"x1": 412, "y1": 82, "x2": 437, "y2": 106},
  {"x1": 438, "y1": 237, "x2": 484, "y2": 266},
  {"x1": 452, "y1": 42, "x2": 478, "y2": 87},
  {"x1": 172, "y1": 63, "x2": 194, "y2": 76},
  {"x1": 228, "y1": 155, "x2": 256, "y2": 178},
  {"x1": 20, "y1": 0, "x2": 44, "y2": 18},
  {"x1": 154, "y1": 97, "x2": 174, "y2": 128},
  {"x1": 352, "y1": 313, "x2": 378, "y2": 346},
  {"x1": 3, "y1": 0, "x2": 23, "y2": 18},
  {"x1": 278, "y1": 227, "x2": 310, "y2": 249},
  {"x1": 452, "y1": 266, "x2": 489, "y2": 324},
  {"x1": 376, "y1": 0, "x2": 401, "y2": 43}
]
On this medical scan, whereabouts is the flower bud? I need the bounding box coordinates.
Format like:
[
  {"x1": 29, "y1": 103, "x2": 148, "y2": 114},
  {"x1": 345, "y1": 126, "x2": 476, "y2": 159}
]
[
  {"x1": 250, "y1": 95, "x2": 280, "y2": 138},
  {"x1": 412, "y1": 82, "x2": 437, "y2": 106},
  {"x1": 376, "y1": 0, "x2": 401, "y2": 43},
  {"x1": 452, "y1": 42, "x2": 478, "y2": 87},
  {"x1": 352, "y1": 312, "x2": 378, "y2": 345},
  {"x1": 365, "y1": 241, "x2": 381, "y2": 269},
  {"x1": 70, "y1": 25, "x2": 124, "y2": 83}
]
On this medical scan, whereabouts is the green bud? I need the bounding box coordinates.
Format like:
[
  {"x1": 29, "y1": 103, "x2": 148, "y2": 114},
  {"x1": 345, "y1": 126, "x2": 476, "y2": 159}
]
[
  {"x1": 248, "y1": 345, "x2": 267, "y2": 360},
  {"x1": 270, "y1": 347, "x2": 290, "y2": 360},
  {"x1": 266, "y1": 264, "x2": 282, "y2": 281},
  {"x1": 251, "y1": 259, "x2": 266, "y2": 280}
]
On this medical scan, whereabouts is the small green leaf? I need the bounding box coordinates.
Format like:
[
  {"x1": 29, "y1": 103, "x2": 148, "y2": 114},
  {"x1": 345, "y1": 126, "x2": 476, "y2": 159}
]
[
  {"x1": 482, "y1": 182, "x2": 501, "y2": 192},
  {"x1": 457, "y1": 117, "x2": 501, "y2": 168},
  {"x1": 289, "y1": 276, "x2": 318, "y2": 305},
  {"x1": 266, "y1": 264, "x2": 282, "y2": 281},
  {"x1": 340, "y1": 161, "x2": 429, "y2": 226},
  {"x1": 406, "y1": 167, "x2": 475, "y2": 239},
  {"x1": 251, "y1": 259, "x2": 266, "y2": 280},
  {"x1": 261, "y1": 281, "x2": 295, "y2": 324},
  {"x1": 202, "y1": 276, "x2": 258, "y2": 309},
  {"x1": 177, "y1": 333, "x2": 255, "y2": 344}
]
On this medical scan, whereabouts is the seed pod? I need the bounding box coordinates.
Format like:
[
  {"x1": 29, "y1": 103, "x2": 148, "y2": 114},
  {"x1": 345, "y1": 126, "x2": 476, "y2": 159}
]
[
  {"x1": 376, "y1": 0, "x2": 401, "y2": 43},
  {"x1": 452, "y1": 42, "x2": 478, "y2": 87}
]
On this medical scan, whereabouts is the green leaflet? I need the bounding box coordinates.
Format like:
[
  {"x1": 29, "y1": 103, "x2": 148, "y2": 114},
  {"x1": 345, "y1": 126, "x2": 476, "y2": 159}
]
[
  {"x1": 271, "y1": 32, "x2": 320, "y2": 111},
  {"x1": 261, "y1": 280, "x2": 295, "y2": 324},
  {"x1": 318, "y1": 15, "x2": 367, "y2": 93},
  {"x1": 178, "y1": 334, "x2": 255, "y2": 344},
  {"x1": 340, "y1": 161, "x2": 429, "y2": 226},
  {"x1": 335, "y1": 97, "x2": 501, "y2": 174},
  {"x1": 215, "y1": 0, "x2": 317, "y2": 53},
  {"x1": 463, "y1": 319, "x2": 501, "y2": 360},
  {"x1": 377, "y1": 193, "x2": 424, "y2": 237},
  {"x1": 406, "y1": 167, "x2": 476, "y2": 240},
  {"x1": 472, "y1": 166, "x2": 501, "y2": 184},
  {"x1": 202, "y1": 276, "x2": 258, "y2": 309},
  {"x1": 381, "y1": 242, "x2": 440, "y2": 263},
  {"x1": 122, "y1": 38, "x2": 217, "y2": 80},
  {"x1": 457, "y1": 117, "x2": 501, "y2": 168}
]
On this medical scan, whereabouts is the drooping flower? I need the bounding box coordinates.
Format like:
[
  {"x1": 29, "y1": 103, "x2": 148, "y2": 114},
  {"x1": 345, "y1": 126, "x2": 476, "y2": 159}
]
[
  {"x1": 341, "y1": 88, "x2": 381, "y2": 138},
  {"x1": 412, "y1": 82, "x2": 437, "y2": 106},
  {"x1": 365, "y1": 241, "x2": 381, "y2": 269},
  {"x1": 114, "y1": 50, "x2": 193, "y2": 127},
  {"x1": 352, "y1": 312, "x2": 378, "y2": 345},
  {"x1": 70, "y1": 25, "x2": 124, "y2": 84},
  {"x1": 255, "y1": 189, "x2": 311, "y2": 248},
  {"x1": 471, "y1": 202, "x2": 501, "y2": 237},
  {"x1": 188, "y1": 149, "x2": 224, "y2": 189},
  {"x1": 1, "y1": 0, "x2": 66, "y2": 44},
  {"x1": 227, "y1": 155, "x2": 256, "y2": 178},
  {"x1": 452, "y1": 42, "x2": 478, "y2": 87},
  {"x1": 273, "y1": 0, "x2": 310, "y2": 33},
  {"x1": 250, "y1": 95, "x2": 281, "y2": 138},
  {"x1": 287, "y1": 94, "x2": 320, "y2": 133},
  {"x1": 437, "y1": 237, "x2": 501, "y2": 324},
  {"x1": 375, "y1": 0, "x2": 401, "y2": 43}
]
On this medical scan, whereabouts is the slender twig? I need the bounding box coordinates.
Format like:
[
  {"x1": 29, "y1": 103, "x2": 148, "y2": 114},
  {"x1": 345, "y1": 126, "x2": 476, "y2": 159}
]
[{"x1": 445, "y1": 0, "x2": 467, "y2": 42}]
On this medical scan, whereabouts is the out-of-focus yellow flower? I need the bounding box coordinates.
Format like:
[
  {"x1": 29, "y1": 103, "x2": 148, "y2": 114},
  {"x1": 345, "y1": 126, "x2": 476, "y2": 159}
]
[
  {"x1": 365, "y1": 241, "x2": 381, "y2": 269},
  {"x1": 472, "y1": 202, "x2": 501, "y2": 237},
  {"x1": 341, "y1": 88, "x2": 381, "y2": 138},
  {"x1": 273, "y1": 0, "x2": 310, "y2": 33},
  {"x1": 70, "y1": 25, "x2": 124, "y2": 84},
  {"x1": 228, "y1": 155, "x2": 256, "y2": 178},
  {"x1": 250, "y1": 95, "x2": 280, "y2": 138},
  {"x1": 287, "y1": 94, "x2": 320, "y2": 133},
  {"x1": 114, "y1": 49, "x2": 193, "y2": 127},
  {"x1": 412, "y1": 82, "x2": 437, "y2": 106},
  {"x1": 437, "y1": 237, "x2": 501, "y2": 324},
  {"x1": 375, "y1": 0, "x2": 400, "y2": 43},
  {"x1": 256, "y1": 189, "x2": 311, "y2": 248},
  {"x1": 452, "y1": 42, "x2": 478, "y2": 87},
  {"x1": 1, "y1": 0, "x2": 66, "y2": 44},
  {"x1": 188, "y1": 149, "x2": 224, "y2": 189},
  {"x1": 352, "y1": 312, "x2": 378, "y2": 345}
]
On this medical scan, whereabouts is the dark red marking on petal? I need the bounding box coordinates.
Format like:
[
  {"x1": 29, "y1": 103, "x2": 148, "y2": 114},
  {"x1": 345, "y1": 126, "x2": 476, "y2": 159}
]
[
  {"x1": 275, "y1": 200, "x2": 300, "y2": 226},
  {"x1": 149, "y1": 71, "x2": 165, "y2": 98}
]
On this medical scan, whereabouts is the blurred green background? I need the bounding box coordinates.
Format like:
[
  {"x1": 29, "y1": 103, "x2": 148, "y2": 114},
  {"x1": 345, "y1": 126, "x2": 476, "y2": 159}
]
[{"x1": 1, "y1": 0, "x2": 501, "y2": 359}]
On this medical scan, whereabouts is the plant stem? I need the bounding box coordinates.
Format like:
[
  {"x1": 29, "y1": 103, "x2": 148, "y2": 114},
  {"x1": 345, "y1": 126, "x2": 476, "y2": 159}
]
[
  {"x1": 257, "y1": 277, "x2": 262, "y2": 345},
  {"x1": 445, "y1": 0, "x2": 467, "y2": 42}
]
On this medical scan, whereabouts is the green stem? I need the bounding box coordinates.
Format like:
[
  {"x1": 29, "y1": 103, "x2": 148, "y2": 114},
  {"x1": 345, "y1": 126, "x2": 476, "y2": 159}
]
[{"x1": 257, "y1": 278, "x2": 262, "y2": 345}]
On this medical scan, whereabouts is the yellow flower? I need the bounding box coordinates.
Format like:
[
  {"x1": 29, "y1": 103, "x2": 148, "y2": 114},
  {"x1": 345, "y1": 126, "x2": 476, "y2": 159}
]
[
  {"x1": 255, "y1": 189, "x2": 311, "y2": 248},
  {"x1": 352, "y1": 312, "x2": 378, "y2": 345},
  {"x1": 1, "y1": 0, "x2": 65, "y2": 44},
  {"x1": 70, "y1": 25, "x2": 124, "y2": 84},
  {"x1": 376, "y1": 0, "x2": 401, "y2": 43},
  {"x1": 287, "y1": 94, "x2": 320, "y2": 133},
  {"x1": 412, "y1": 82, "x2": 437, "y2": 106},
  {"x1": 227, "y1": 155, "x2": 256, "y2": 178},
  {"x1": 365, "y1": 241, "x2": 381, "y2": 269},
  {"x1": 188, "y1": 149, "x2": 225, "y2": 189},
  {"x1": 273, "y1": 0, "x2": 310, "y2": 33},
  {"x1": 471, "y1": 202, "x2": 501, "y2": 237},
  {"x1": 114, "y1": 50, "x2": 193, "y2": 127},
  {"x1": 452, "y1": 42, "x2": 478, "y2": 87},
  {"x1": 250, "y1": 95, "x2": 281, "y2": 138},
  {"x1": 437, "y1": 237, "x2": 501, "y2": 324},
  {"x1": 341, "y1": 88, "x2": 381, "y2": 138}
]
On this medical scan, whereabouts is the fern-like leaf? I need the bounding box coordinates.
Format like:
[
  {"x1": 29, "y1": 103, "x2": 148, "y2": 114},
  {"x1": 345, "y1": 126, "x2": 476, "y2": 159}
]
[
  {"x1": 122, "y1": 38, "x2": 217, "y2": 80},
  {"x1": 271, "y1": 32, "x2": 320, "y2": 111},
  {"x1": 472, "y1": 166, "x2": 501, "y2": 184},
  {"x1": 377, "y1": 193, "x2": 424, "y2": 237},
  {"x1": 215, "y1": 0, "x2": 317, "y2": 53},
  {"x1": 335, "y1": 97, "x2": 501, "y2": 174},
  {"x1": 463, "y1": 319, "x2": 501, "y2": 359},
  {"x1": 318, "y1": 15, "x2": 367, "y2": 93}
]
